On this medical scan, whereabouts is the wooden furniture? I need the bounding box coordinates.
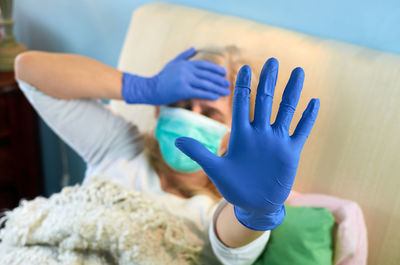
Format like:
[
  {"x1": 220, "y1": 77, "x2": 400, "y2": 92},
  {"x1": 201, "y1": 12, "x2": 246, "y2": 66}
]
[{"x1": 0, "y1": 71, "x2": 43, "y2": 216}]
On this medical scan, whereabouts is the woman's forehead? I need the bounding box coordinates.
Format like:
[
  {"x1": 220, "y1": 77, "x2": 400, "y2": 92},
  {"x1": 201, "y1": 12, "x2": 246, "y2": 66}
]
[{"x1": 193, "y1": 96, "x2": 231, "y2": 109}]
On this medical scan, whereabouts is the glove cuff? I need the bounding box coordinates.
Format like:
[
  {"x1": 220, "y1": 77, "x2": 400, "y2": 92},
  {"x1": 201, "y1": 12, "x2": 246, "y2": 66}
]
[
  {"x1": 233, "y1": 205, "x2": 286, "y2": 231},
  {"x1": 121, "y1": 72, "x2": 158, "y2": 104}
]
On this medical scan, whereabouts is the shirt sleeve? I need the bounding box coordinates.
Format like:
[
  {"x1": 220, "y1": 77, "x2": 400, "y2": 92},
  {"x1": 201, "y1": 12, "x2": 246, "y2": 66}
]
[
  {"x1": 17, "y1": 79, "x2": 143, "y2": 167},
  {"x1": 209, "y1": 199, "x2": 270, "y2": 265}
]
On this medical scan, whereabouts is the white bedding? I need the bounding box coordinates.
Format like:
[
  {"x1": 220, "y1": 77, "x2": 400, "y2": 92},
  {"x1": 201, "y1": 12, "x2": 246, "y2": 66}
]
[{"x1": 0, "y1": 176, "x2": 204, "y2": 265}]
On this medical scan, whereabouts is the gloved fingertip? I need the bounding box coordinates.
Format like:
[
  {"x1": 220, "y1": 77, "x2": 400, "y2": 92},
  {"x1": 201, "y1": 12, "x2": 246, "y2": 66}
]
[
  {"x1": 174, "y1": 137, "x2": 183, "y2": 146},
  {"x1": 188, "y1": 46, "x2": 196, "y2": 54},
  {"x1": 223, "y1": 79, "x2": 231, "y2": 87},
  {"x1": 222, "y1": 88, "x2": 231, "y2": 96},
  {"x1": 306, "y1": 98, "x2": 320, "y2": 113},
  {"x1": 311, "y1": 98, "x2": 320, "y2": 114},
  {"x1": 292, "y1": 67, "x2": 305, "y2": 78},
  {"x1": 218, "y1": 66, "x2": 228, "y2": 76},
  {"x1": 312, "y1": 98, "x2": 320, "y2": 106},
  {"x1": 235, "y1": 65, "x2": 252, "y2": 89},
  {"x1": 174, "y1": 136, "x2": 189, "y2": 149},
  {"x1": 175, "y1": 47, "x2": 197, "y2": 61},
  {"x1": 240, "y1": 64, "x2": 252, "y2": 75},
  {"x1": 266, "y1": 57, "x2": 279, "y2": 68},
  {"x1": 209, "y1": 93, "x2": 221, "y2": 100}
]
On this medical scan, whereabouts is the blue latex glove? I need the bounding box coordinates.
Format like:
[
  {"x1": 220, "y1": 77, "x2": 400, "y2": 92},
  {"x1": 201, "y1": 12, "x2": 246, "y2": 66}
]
[
  {"x1": 175, "y1": 58, "x2": 320, "y2": 231},
  {"x1": 121, "y1": 47, "x2": 231, "y2": 105}
]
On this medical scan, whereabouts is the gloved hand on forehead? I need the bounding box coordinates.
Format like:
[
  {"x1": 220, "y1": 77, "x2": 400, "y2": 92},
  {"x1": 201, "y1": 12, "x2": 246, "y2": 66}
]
[
  {"x1": 175, "y1": 58, "x2": 320, "y2": 231},
  {"x1": 121, "y1": 47, "x2": 231, "y2": 105}
]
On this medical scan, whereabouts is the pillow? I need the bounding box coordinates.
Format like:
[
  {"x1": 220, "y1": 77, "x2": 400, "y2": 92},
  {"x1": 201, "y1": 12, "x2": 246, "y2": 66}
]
[{"x1": 253, "y1": 206, "x2": 335, "y2": 265}]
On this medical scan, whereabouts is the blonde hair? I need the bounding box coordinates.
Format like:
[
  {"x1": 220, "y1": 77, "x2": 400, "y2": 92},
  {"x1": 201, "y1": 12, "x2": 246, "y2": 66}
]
[{"x1": 142, "y1": 46, "x2": 258, "y2": 201}]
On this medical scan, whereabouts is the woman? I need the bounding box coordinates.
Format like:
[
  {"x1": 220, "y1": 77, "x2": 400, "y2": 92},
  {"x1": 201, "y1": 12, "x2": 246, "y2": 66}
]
[{"x1": 14, "y1": 46, "x2": 319, "y2": 265}]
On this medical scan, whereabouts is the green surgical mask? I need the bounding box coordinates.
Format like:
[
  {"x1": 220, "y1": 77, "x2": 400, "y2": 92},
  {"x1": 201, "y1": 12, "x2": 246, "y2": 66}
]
[{"x1": 154, "y1": 106, "x2": 228, "y2": 173}]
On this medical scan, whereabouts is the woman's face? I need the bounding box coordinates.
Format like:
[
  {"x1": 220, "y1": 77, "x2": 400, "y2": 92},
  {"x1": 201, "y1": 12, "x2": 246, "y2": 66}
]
[
  {"x1": 155, "y1": 95, "x2": 233, "y2": 156},
  {"x1": 155, "y1": 56, "x2": 235, "y2": 161}
]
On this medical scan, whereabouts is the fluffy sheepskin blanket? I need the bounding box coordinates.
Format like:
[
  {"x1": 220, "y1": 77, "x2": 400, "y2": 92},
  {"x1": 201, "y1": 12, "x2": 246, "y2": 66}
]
[{"x1": 0, "y1": 176, "x2": 204, "y2": 265}]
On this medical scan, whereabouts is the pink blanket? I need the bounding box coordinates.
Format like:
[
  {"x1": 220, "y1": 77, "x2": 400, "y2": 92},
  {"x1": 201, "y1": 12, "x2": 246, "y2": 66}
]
[{"x1": 286, "y1": 191, "x2": 367, "y2": 265}]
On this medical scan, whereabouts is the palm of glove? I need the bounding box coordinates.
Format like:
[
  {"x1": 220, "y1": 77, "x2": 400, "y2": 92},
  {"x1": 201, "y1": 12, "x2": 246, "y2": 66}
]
[
  {"x1": 215, "y1": 126, "x2": 300, "y2": 214},
  {"x1": 176, "y1": 58, "x2": 320, "y2": 230}
]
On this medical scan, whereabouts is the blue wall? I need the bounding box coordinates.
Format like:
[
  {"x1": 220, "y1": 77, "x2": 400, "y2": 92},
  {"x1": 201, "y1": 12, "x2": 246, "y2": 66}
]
[{"x1": 13, "y1": 0, "x2": 400, "y2": 196}]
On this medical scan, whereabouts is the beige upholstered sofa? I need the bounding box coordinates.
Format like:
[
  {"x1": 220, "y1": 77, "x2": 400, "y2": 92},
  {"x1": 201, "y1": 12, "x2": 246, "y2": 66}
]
[{"x1": 110, "y1": 3, "x2": 400, "y2": 264}]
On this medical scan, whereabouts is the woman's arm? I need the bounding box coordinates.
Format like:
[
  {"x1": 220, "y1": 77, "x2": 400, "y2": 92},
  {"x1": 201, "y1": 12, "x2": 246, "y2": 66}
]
[
  {"x1": 15, "y1": 48, "x2": 231, "y2": 104},
  {"x1": 16, "y1": 79, "x2": 142, "y2": 166},
  {"x1": 209, "y1": 199, "x2": 270, "y2": 265},
  {"x1": 14, "y1": 51, "x2": 143, "y2": 167},
  {"x1": 15, "y1": 51, "x2": 123, "y2": 100},
  {"x1": 215, "y1": 203, "x2": 264, "y2": 247}
]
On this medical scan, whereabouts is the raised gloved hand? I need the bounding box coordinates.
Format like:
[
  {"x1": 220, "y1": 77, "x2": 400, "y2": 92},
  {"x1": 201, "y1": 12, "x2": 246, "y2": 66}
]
[
  {"x1": 175, "y1": 58, "x2": 320, "y2": 231},
  {"x1": 121, "y1": 47, "x2": 231, "y2": 105}
]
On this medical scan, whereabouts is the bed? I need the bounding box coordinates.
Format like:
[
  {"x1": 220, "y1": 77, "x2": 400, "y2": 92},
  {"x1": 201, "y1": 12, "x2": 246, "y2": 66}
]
[{"x1": 110, "y1": 3, "x2": 400, "y2": 264}]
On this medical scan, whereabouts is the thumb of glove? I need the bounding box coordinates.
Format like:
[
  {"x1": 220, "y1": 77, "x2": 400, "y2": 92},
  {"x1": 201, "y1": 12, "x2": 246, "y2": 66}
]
[
  {"x1": 171, "y1": 47, "x2": 196, "y2": 62},
  {"x1": 175, "y1": 137, "x2": 218, "y2": 170}
]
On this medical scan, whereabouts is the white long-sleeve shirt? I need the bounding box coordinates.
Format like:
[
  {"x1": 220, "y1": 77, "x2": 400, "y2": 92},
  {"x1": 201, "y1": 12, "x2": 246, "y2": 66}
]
[{"x1": 17, "y1": 79, "x2": 270, "y2": 265}]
